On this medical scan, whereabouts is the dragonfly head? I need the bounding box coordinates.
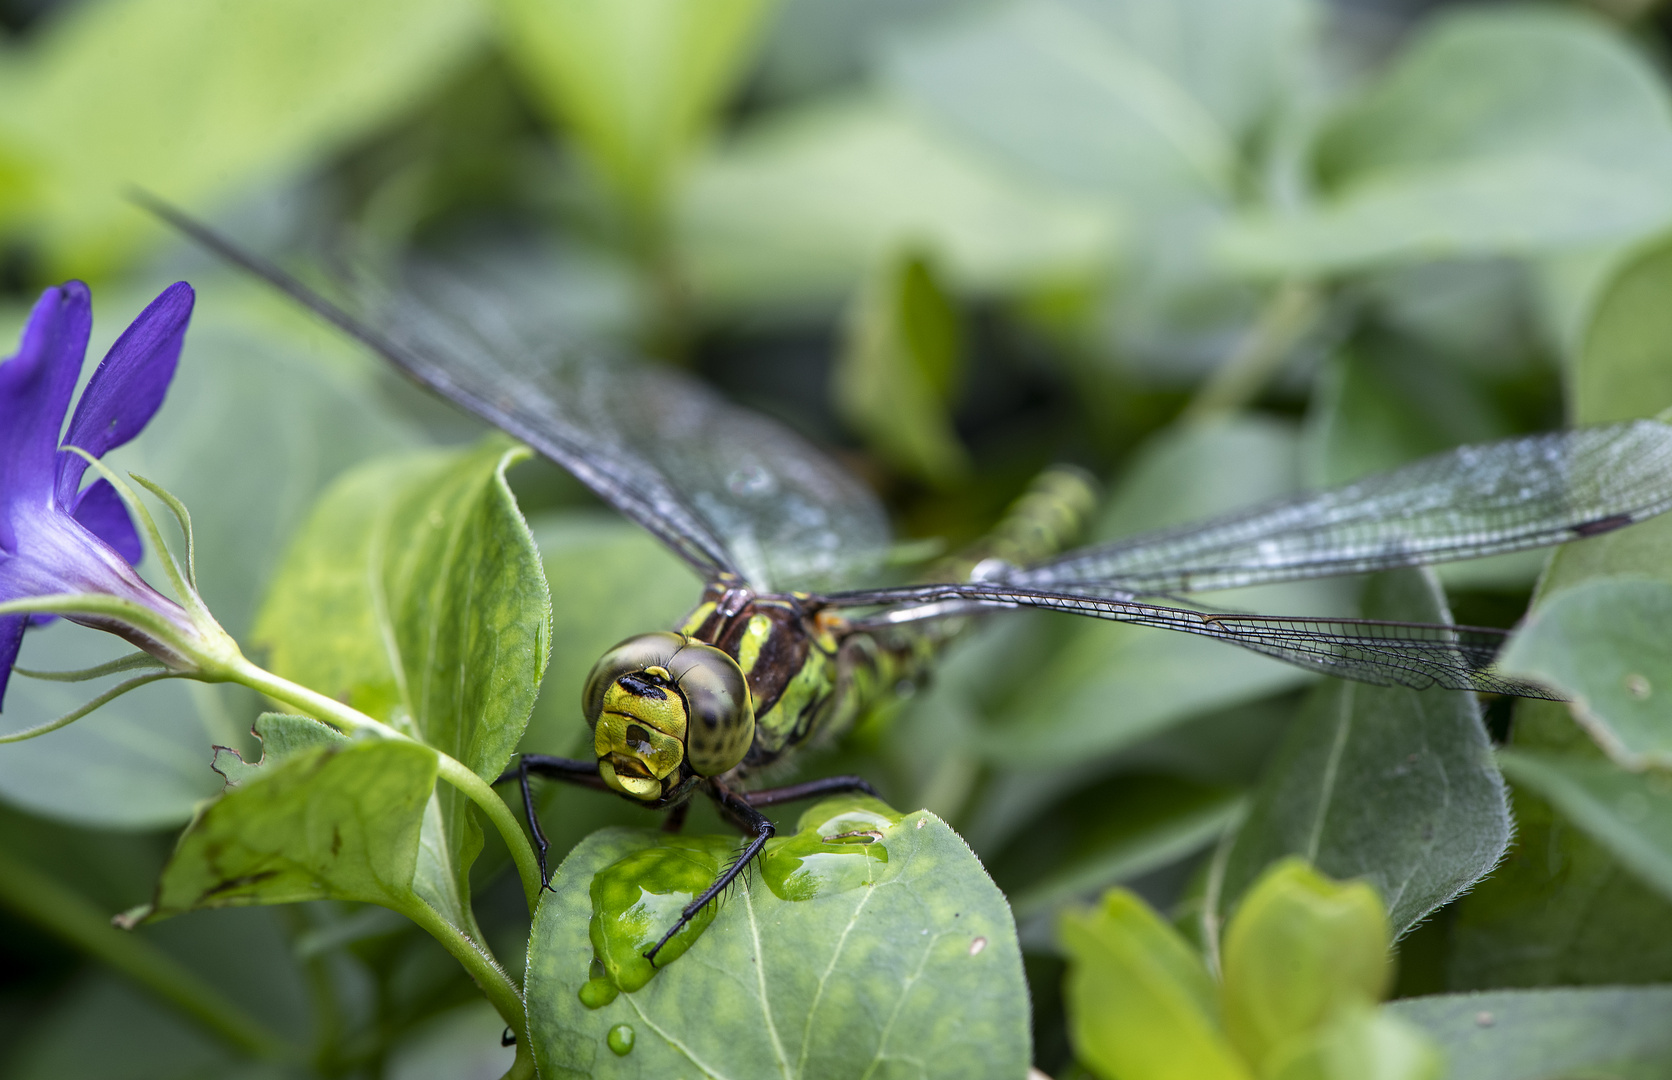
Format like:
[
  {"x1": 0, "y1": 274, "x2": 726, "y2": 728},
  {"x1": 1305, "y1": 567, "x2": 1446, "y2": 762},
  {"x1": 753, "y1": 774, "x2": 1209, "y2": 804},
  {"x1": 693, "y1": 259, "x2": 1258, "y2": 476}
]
[{"x1": 582, "y1": 631, "x2": 755, "y2": 802}]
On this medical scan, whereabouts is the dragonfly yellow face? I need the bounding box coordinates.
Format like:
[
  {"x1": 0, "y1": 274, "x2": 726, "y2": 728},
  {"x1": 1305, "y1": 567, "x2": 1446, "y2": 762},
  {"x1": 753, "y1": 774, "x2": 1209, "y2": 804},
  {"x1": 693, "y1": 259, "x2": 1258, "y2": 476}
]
[
  {"x1": 583, "y1": 580, "x2": 906, "y2": 805},
  {"x1": 148, "y1": 199, "x2": 1672, "y2": 969},
  {"x1": 583, "y1": 630, "x2": 754, "y2": 803}
]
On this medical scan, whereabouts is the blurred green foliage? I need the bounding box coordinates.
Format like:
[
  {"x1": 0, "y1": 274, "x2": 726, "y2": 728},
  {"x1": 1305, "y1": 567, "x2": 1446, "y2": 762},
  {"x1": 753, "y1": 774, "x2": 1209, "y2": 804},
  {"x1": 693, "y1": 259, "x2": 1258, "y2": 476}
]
[{"x1": 5, "y1": 0, "x2": 1672, "y2": 1076}]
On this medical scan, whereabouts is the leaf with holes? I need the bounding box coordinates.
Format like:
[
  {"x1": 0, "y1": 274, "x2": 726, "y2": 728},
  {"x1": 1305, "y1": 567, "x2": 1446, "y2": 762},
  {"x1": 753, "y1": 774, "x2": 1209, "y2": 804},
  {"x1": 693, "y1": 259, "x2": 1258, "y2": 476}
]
[{"x1": 524, "y1": 796, "x2": 1029, "y2": 1077}]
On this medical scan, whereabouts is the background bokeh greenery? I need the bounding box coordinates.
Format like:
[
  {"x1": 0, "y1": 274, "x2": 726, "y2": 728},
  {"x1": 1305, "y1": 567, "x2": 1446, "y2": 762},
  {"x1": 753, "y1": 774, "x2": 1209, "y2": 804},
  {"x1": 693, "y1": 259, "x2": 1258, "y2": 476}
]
[{"x1": 7, "y1": 0, "x2": 1672, "y2": 1076}]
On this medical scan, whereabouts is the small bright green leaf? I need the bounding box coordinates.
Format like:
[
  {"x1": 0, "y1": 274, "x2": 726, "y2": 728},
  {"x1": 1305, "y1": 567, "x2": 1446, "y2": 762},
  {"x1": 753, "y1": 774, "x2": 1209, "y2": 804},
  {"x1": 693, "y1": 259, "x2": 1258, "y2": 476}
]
[
  {"x1": 1267, "y1": 1003, "x2": 1442, "y2": 1080},
  {"x1": 211, "y1": 713, "x2": 346, "y2": 787},
  {"x1": 1219, "y1": 8, "x2": 1672, "y2": 275},
  {"x1": 678, "y1": 97, "x2": 1118, "y2": 305},
  {"x1": 1222, "y1": 859, "x2": 1392, "y2": 1072},
  {"x1": 134, "y1": 739, "x2": 438, "y2": 921},
  {"x1": 1498, "y1": 581, "x2": 1672, "y2": 765},
  {"x1": 1216, "y1": 568, "x2": 1510, "y2": 937},
  {"x1": 1496, "y1": 749, "x2": 1672, "y2": 903},
  {"x1": 526, "y1": 800, "x2": 1029, "y2": 1076},
  {"x1": 976, "y1": 418, "x2": 1332, "y2": 765},
  {"x1": 1060, "y1": 888, "x2": 1251, "y2": 1080},
  {"x1": 1390, "y1": 986, "x2": 1672, "y2": 1080},
  {"x1": 496, "y1": 0, "x2": 773, "y2": 216},
  {"x1": 834, "y1": 253, "x2": 969, "y2": 486},
  {"x1": 255, "y1": 437, "x2": 550, "y2": 935},
  {"x1": 4, "y1": 0, "x2": 483, "y2": 274},
  {"x1": 882, "y1": 0, "x2": 1312, "y2": 204}
]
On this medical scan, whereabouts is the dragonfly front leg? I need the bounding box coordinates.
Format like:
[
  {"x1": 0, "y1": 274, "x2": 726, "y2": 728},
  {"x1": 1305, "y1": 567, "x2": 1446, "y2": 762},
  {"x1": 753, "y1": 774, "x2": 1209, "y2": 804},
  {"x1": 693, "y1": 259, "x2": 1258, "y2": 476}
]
[
  {"x1": 494, "y1": 755, "x2": 608, "y2": 887},
  {"x1": 644, "y1": 778, "x2": 774, "y2": 964}
]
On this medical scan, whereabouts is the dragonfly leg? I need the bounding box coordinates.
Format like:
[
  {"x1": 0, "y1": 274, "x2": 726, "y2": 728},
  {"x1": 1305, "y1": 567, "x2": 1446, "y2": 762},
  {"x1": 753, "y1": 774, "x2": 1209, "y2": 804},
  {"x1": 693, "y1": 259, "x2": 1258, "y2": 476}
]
[
  {"x1": 661, "y1": 799, "x2": 691, "y2": 833},
  {"x1": 493, "y1": 755, "x2": 608, "y2": 888},
  {"x1": 740, "y1": 774, "x2": 879, "y2": 807},
  {"x1": 644, "y1": 779, "x2": 773, "y2": 964}
]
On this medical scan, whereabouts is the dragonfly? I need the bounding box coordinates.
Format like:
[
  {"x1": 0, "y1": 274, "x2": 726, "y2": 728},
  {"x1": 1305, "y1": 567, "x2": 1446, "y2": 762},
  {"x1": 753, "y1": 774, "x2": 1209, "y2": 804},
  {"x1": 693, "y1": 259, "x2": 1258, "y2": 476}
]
[{"x1": 146, "y1": 199, "x2": 1672, "y2": 962}]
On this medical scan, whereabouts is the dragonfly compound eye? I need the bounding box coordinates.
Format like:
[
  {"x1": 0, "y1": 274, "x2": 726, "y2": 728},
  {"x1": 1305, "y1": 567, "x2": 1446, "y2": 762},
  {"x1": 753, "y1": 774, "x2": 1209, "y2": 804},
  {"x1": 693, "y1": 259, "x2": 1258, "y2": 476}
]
[
  {"x1": 671, "y1": 643, "x2": 754, "y2": 777},
  {"x1": 581, "y1": 632, "x2": 754, "y2": 799}
]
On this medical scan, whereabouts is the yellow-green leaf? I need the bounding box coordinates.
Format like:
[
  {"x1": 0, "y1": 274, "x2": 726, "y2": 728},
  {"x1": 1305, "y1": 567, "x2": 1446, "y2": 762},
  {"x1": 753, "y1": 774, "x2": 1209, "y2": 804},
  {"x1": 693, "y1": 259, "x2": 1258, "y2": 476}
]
[
  {"x1": 1061, "y1": 888, "x2": 1251, "y2": 1080},
  {"x1": 1221, "y1": 859, "x2": 1392, "y2": 1072}
]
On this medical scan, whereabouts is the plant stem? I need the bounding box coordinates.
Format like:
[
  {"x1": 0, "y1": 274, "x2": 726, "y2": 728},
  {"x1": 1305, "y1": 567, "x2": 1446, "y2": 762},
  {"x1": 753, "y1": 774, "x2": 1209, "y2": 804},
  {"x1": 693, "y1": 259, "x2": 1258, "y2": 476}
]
[
  {"x1": 398, "y1": 897, "x2": 528, "y2": 1053},
  {"x1": 0, "y1": 844, "x2": 292, "y2": 1060},
  {"x1": 1181, "y1": 280, "x2": 1322, "y2": 426},
  {"x1": 224, "y1": 657, "x2": 545, "y2": 912}
]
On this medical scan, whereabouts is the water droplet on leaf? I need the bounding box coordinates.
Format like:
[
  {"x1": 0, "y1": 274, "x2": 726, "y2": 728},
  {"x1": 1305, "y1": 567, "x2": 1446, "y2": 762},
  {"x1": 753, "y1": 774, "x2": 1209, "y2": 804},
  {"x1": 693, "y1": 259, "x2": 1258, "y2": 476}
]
[
  {"x1": 588, "y1": 838, "x2": 728, "y2": 993},
  {"x1": 607, "y1": 1023, "x2": 636, "y2": 1056}
]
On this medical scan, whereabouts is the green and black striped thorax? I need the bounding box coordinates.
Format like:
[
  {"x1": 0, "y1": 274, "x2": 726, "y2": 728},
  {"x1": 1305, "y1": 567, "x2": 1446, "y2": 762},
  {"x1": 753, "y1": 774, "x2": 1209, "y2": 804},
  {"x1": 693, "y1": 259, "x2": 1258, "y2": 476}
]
[{"x1": 580, "y1": 575, "x2": 883, "y2": 805}]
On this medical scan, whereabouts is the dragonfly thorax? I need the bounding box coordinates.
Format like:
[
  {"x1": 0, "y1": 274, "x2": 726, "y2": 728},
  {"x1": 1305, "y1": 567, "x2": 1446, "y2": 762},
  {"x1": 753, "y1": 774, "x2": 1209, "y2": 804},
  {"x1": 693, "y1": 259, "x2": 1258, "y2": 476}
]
[{"x1": 582, "y1": 631, "x2": 755, "y2": 802}]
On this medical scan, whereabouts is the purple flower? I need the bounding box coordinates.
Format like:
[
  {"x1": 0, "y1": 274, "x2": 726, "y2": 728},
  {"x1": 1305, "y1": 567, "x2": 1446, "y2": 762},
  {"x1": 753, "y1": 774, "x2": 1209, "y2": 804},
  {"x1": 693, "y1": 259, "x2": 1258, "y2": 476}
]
[{"x1": 0, "y1": 281, "x2": 196, "y2": 708}]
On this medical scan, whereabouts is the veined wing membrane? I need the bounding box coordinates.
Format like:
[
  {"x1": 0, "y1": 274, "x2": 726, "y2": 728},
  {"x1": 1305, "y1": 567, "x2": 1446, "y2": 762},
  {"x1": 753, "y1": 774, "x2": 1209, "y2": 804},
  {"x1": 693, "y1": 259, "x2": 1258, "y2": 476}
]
[
  {"x1": 370, "y1": 268, "x2": 890, "y2": 591},
  {"x1": 145, "y1": 201, "x2": 890, "y2": 592},
  {"x1": 1004, "y1": 422, "x2": 1672, "y2": 596},
  {"x1": 829, "y1": 584, "x2": 1558, "y2": 699}
]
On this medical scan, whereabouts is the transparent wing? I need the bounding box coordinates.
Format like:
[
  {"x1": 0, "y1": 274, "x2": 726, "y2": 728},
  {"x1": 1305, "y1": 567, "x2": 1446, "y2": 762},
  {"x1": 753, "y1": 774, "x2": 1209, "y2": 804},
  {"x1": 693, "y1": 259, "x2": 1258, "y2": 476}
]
[
  {"x1": 1003, "y1": 422, "x2": 1672, "y2": 596},
  {"x1": 153, "y1": 204, "x2": 890, "y2": 592},
  {"x1": 827, "y1": 584, "x2": 1558, "y2": 700},
  {"x1": 370, "y1": 267, "x2": 890, "y2": 591}
]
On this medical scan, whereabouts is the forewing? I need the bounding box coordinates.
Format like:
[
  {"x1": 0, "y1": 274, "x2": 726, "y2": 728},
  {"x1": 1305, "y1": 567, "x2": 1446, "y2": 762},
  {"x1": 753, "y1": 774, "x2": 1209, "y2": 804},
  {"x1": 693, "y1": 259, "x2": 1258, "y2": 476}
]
[
  {"x1": 829, "y1": 584, "x2": 1558, "y2": 700},
  {"x1": 150, "y1": 202, "x2": 890, "y2": 592},
  {"x1": 373, "y1": 269, "x2": 891, "y2": 591},
  {"x1": 1003, "y1": 422, "x2": 1672, "y2": 596}
]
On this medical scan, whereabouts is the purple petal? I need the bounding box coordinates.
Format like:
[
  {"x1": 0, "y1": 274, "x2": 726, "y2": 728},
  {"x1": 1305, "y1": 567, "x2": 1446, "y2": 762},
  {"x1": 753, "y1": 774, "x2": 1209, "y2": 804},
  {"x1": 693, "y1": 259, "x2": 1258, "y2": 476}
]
[
  {"x1": 0, "y1": 613, "x2": 22, "y2": 711},
  {"x1": 0, "y1": 284, "x2": 91, "y2": 552},
  {"x1": 57, "y1": 282, "x2": 193, "y2": 505},
  {"x1": 73, "y1": 479, "x2": 142, "y2": 565}
]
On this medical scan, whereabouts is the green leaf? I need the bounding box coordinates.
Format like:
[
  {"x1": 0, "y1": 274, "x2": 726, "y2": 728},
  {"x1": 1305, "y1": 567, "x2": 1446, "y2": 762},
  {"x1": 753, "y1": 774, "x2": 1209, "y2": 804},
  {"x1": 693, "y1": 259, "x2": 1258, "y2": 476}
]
[
  {"x1": 2, "y1": 0, "x2": 483, "y2": 275},
  {"x1": 1219, "y1": 8, "x2": 1672, "y2": 275},
  {"x1": 975, "y1": 418, "x2": 1332, "y2": 765},
  {"x1": 1389, "y1": 986, "x2": 1672, "y2": 1080},
  {"x1": 1059, "y1": 888, "x2": 1251, "y2": 1080},
  {"x1": 677, "y1": 97, "x2": 1119, "y2": 306},
  {"x1": 1221, "y1": 859, "x2": 1392, "y2": 1072},
  {"x1": 525, "y1": 798, "x2": 1030, "y2": 1076},
  {"x1": 1447, "y1": 704, "x2": 1672, "y2": 990},
  {"x1": 1267, "y1": 1004, "x2": 1442, "y2": 1080},
  {"x1": 1573, "y1": 237, "x2": 1672, "y2": 425},
  {"x1": 1497, "y1": 581, "x2": 1672, "y2": 766},
  {"x1": 834, "y1": 253, "x2": 970, "y2": 486},
  {"x1": 1496, "y1": 750, "x2": 1672, "y2": 904},
  {"x1": 254, "y1": 437, "x2": 551, "y2": 935},
  {"x1": 1453, "y1": 220, "x2": 1672, "y2": 990},
  {"x1": 133, "y1": 738, "x2": 438, "y2": 921},
  {"x1": 211, "y1": 713, "x2": 347, "y2": 787},
  {"x1": 495, "y1": 0, "x2": 774, "y2": 217},
  {"x1": 1215, "y1": 568, "x2": 1510, "y2": 937},
  {"x1": 882, "y1": 0, "x2": 1312, "y2": 204}
]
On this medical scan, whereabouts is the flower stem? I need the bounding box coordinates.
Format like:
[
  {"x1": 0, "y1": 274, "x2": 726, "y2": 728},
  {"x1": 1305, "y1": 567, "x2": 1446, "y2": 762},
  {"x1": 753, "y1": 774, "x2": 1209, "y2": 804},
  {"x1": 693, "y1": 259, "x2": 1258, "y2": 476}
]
[
  {"x1": 221, "y1": 657, "x2": 545, "y2": 912},
  {"x1": 397, "y1": 895, "x2": 528, "y2": 1053}
]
